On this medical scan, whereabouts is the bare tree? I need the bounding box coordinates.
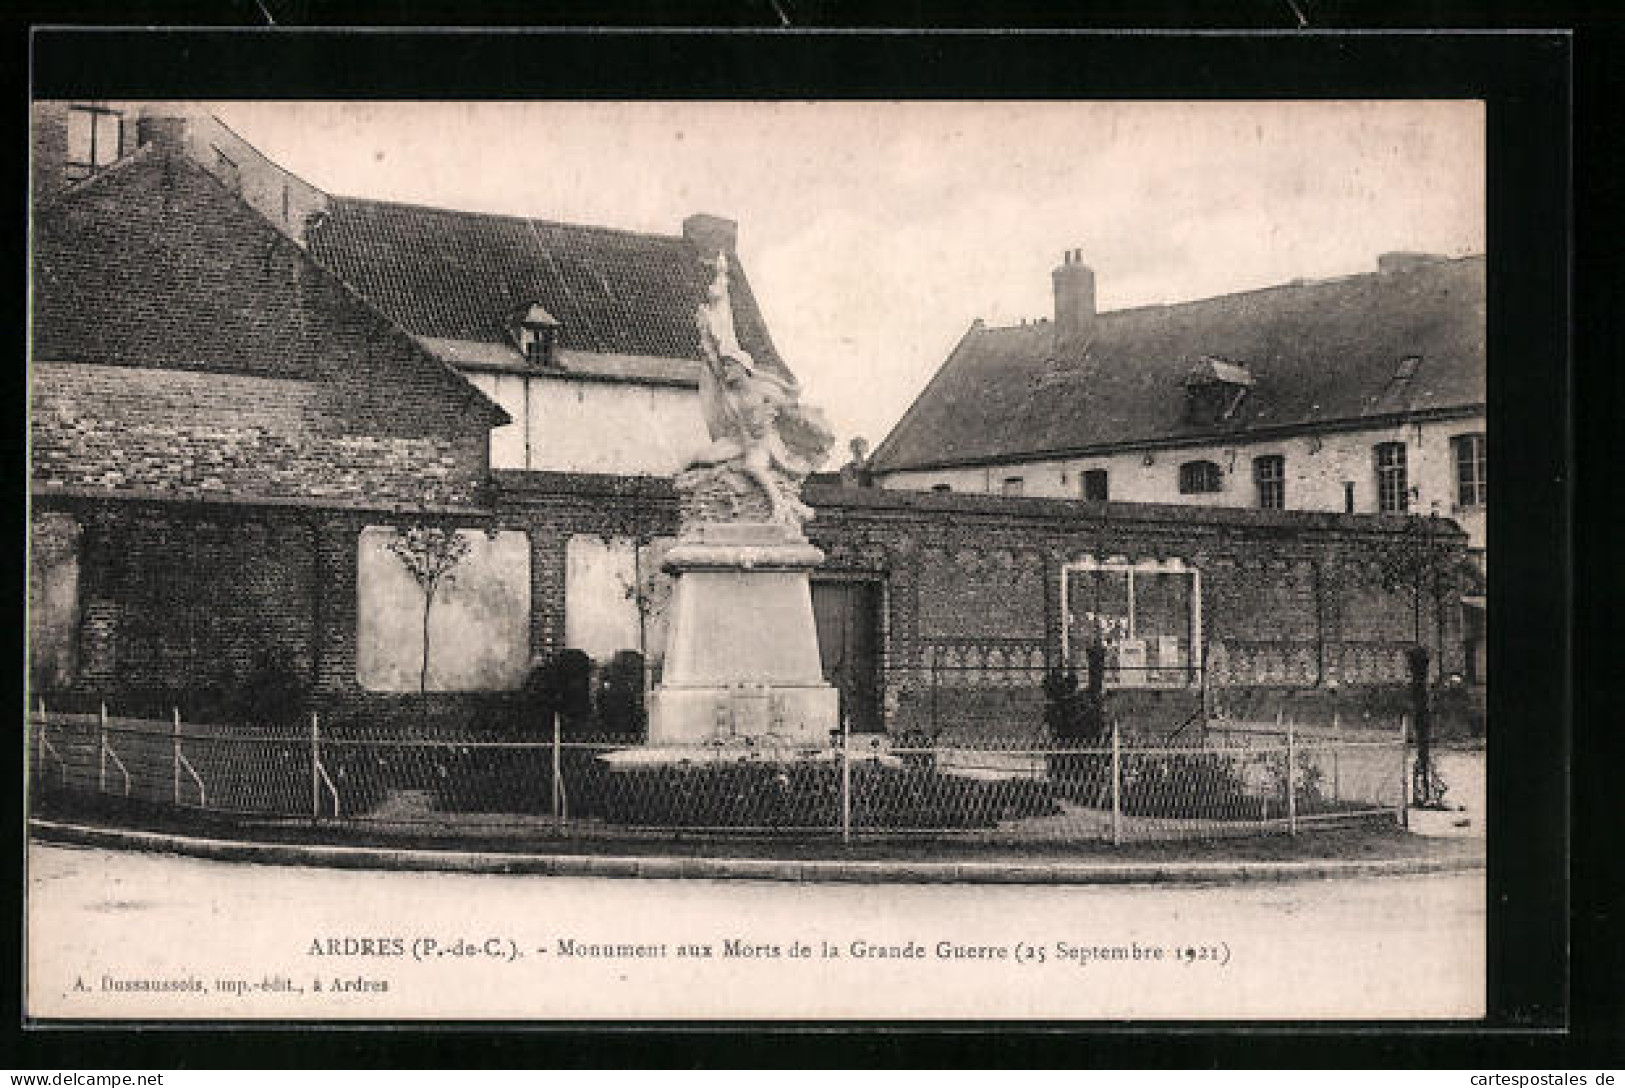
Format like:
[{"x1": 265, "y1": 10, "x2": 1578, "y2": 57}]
[
  {"x1": 388, "y1": 522, "x2": 470, "y2": 731},
  {"x1": 1373, "y1": 508, "x2": 1462, "y2": 808}
]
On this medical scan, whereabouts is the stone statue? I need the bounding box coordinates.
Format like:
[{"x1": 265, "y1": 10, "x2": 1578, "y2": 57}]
[
  {"x1": 638, "y1": 254, "x2": 842, "y2": 750},
  {"x1": 682, "y1": 254, "x2": 834, "y2": 533}
]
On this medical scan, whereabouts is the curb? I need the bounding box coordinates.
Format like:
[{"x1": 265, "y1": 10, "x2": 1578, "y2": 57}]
[{"x1": 29, "y1": 819, "x2": 1486, "y2": 886}]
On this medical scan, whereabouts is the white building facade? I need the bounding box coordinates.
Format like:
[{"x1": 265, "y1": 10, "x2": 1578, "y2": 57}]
[
  {"x1": 869, "y1": 250, "x2": 1487, "y2": 685},
  {"x1": 877, "y1": 414, "x2": 1486, "y2": 556}
]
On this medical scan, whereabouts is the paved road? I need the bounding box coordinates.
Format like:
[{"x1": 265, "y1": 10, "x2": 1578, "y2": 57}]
[{"x1": 26, "y1": 842, "x2": 1484, "y2": 1021}]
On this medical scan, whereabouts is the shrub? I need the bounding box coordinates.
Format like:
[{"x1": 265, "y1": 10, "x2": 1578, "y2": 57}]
[
  {"x1": 1263, "y1": 755, "x2": 1326, "y2": 814},
  {"x1": 523, "y1": 650, "x2": 594, "y2": 737},
  {"x1": 570, "y1": 757, "x2": 1057, "y2": 830},
  {"x1": 597, "y1": 650, "x2": 648, "y2": 740},
  {"x1": 233, "y1": 647, "x2": 309, "y2": 729}
]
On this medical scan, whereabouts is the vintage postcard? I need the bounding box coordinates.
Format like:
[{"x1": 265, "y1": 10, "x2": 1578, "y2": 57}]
[{"x1": 26, "y1": 96, "x2": 1492, "y2": 1022}]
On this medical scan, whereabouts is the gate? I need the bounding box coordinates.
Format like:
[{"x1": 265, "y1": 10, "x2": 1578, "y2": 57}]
[{"x1": 811, "y1": 578, "x2": 883, "y2": 732}]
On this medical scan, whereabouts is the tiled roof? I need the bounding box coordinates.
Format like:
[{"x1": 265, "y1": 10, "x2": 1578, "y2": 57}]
[
  {"x1": 31, "y1": 145, "x2": 505, "y2": 433},
  {"x1": 870, "y1": 255, "x2": 1485, "y2": 472},
  {"x1": 307, "y1": 196, "x2": 794, "y2": 382}
]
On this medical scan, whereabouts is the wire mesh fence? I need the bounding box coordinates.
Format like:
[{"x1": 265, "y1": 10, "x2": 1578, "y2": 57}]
[{"x1": 27, "y1": 698, "x2": 1406, "y2": 843}]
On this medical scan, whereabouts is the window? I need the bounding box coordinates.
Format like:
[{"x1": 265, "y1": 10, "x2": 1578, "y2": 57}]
[
  {"x1": 931, "y1": 483, "x2": 952, "y2": 493},
  {"x1": 521, "y1": 326, "x2": 557, "y2": 367},
  {"x1": 1178, "y1": 460, "x2": 1223, "y2": 494},
  {"x1": 1375, "y1": 442, "x2": 1409, "y2": 512},
  {"x1": 1063, "y1": 558, "x2": 1200, "y2": 687},
  {"x1": 1452, "y1": 433, "x2": 1486, "y2": 507},
  {"x1": 1081, "y1": 469, "x2": 1109, "y2": 501},
  {"x1": 1253, "y1": 455, "x2": 1285, "y2": 509},
  {"x1": 64, "y1": 105, "x2": 123, "y2": 180},
  {"x1": 1001, "y1": 477, "x2": 1025, "y2": 497},
  {"x1": 514, "y1": 303, "x2": 560, "y2": 368}
]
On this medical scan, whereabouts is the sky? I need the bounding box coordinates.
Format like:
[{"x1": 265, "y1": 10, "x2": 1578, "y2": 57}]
[{"x1": 208, "y1": 100, "x2": 1485, "y2": 458}]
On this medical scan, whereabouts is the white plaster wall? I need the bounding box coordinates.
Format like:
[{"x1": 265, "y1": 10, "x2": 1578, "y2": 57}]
[
  {"x1": 467, "y1": 371, "x2": 529, "y2": 471},
  {"x1": 564, "y1": 534, "x2": 675, "y2": 666},
  {"x1": 879, "y1": 415, "x2": 1487, "y2": 550},
  {"x1": 466, "y1": 372, "x2": 709, "y2": 476},
  {"x1": 29, "y1": 512, "x2": 81, "y2": 688},
  {"x1": 356, "y1": 527, "x2": 531, "y2": 692}
]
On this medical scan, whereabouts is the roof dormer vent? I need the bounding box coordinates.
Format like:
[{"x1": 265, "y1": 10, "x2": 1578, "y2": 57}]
[
  {"x1": 513, "y1": 302, "x2": 561, "y2": 367},
  {"x1": 1183, "y1": 356, "x2": 1256, "y2": 424}
]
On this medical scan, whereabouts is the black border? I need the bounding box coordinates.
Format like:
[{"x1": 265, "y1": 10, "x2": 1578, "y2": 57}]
[{"x1": 10, "y1": 20, "x2": 1593, "y2": 1070}]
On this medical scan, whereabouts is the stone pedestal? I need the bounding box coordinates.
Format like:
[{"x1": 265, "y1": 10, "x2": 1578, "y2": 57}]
[{"x1": 646, "y1": 520, "x2": 839, "y2": 746}]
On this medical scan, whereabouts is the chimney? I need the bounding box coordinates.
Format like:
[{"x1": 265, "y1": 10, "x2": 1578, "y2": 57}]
[
  {"x1": 1052, "y1": 248, "x2": 1096, "y2": 350},
  {"x1": 134, "y1": 109, "x2": 191, "y2": 152},
  {"x1": 683, "y1": 213, "x2": 738, "y2": 256}
]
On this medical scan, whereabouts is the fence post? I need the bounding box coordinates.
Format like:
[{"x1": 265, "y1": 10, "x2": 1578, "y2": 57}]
[
  {"x1": 310, "y1": 711, "x2": 321, "y2": 821},
  {"x1": 1198, "y1": 653, "x2": 1211, "y2": 744},
  {"x1": 1331, "y1": 706, "x2": 1342, "y2": 802},
  {"x1": 840, "y1": 715, "x2": 852, "y2": 846},
  {"x1": 1398, "y1": 712, "x2": 1410, "y2": 829},
  {"x1": 1286, "y1": 715, "x2": 1298, "y2": 836},
  {"x1": 550, "y1": 711, "x2": 562, "y2": 824},
  {"x1": 930, "y1": 656, "x2": 939, "y2": 737},
  {"x1": 173, "y1": 707, "x2": 182, "y2": 806},
  {"x1": 1110, "y1": 716, "x2": 1123, "y2": 846},
  {"x1": 39, "y1": 698, "x2": 64, "y2": 788},
  {"x1": 98, "y1": 702, "x2": 108, "y2": 794}
]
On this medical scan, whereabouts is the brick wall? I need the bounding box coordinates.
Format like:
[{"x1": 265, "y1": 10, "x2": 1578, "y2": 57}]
[
  {"x1": 32, "y1": 143, "x2": 499, "y2": 443},
  {"x1": 33, "y1": 476, "x2": 1466, "y2": 737},
  {"x1": 285, "y1": 476, "x2": 677, "y2": 734},
  {"x1": 43, "y1": 500, "x2": 317, "y2": 706},
  {"x1": 31, "y1": 136, "x2": 500, "y2": 508},
  {"x1": 30, "y1": 512, "x2": 81, "y2": 689},
  {"x1": 33, "y1": 102, "x2": 142, "y2": 210},
  {"x1": 31, "y1": 104, "x2": 70, "y2": 209},
  {"x1": 32, "y1": 362, "x2": 487, "y2": 508},
  {"x1": 915, "y1": 545, "x2": 1048, "y2": 641},
  {"x1": 36, "y1": 498, "x2": 528, "y2": 733},
  {"x1": 801, "y1": 484, "x2": 1468, "y2": 738}
]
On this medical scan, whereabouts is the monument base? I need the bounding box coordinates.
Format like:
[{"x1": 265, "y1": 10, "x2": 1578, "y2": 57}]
[
  {"x1": 646, "y1": 520, "x2": 840, "y2": 746},
  {"x1": 647, "y1": 684, "x2": 840, "y2": 747}
]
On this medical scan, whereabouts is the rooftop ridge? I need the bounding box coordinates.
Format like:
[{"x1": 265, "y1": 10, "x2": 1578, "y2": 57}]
[
  {"x1": 327, "y1": 192, "x2": 693, "y2": 246},
  {"x1": 977, "y1": 252, "x2": 1485, "y2": 335},
  {"x1": 870, "y1": 250, "x2": 1483, "y2": 473}
]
